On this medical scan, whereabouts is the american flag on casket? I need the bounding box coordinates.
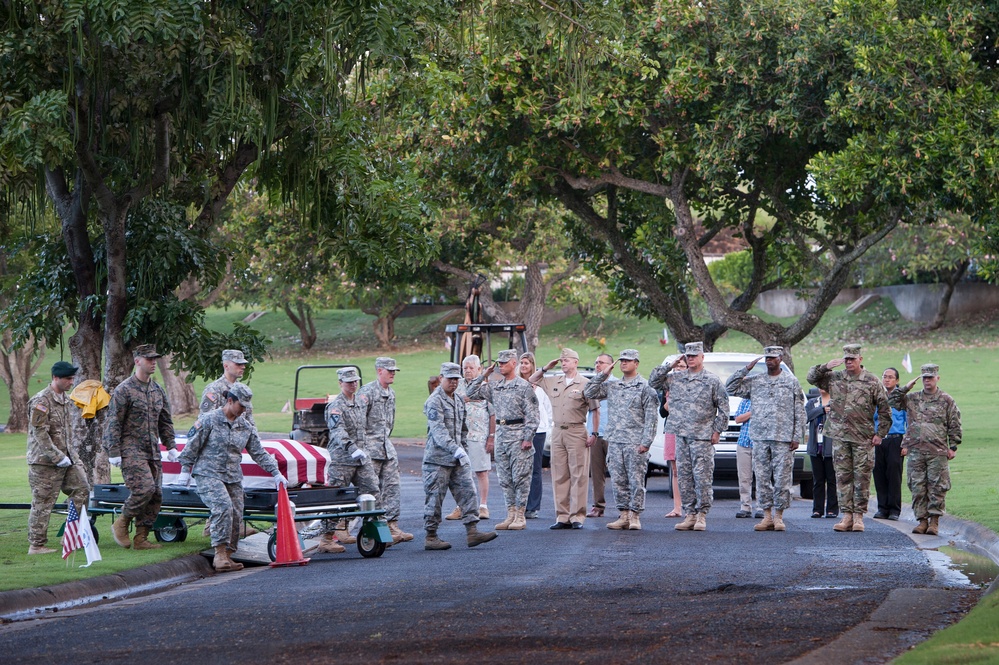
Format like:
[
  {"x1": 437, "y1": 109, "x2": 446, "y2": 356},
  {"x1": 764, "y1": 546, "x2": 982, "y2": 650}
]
[{"x1": 160, "y1": 438, "x2": 331, "y2": 489}]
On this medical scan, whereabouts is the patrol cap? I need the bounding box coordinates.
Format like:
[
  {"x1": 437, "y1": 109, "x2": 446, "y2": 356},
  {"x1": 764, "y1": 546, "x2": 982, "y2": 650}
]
[
  {"x1": 222, "y1": 349, "x2": 249, "y2": 365},
  {"x1": 440, "y1": 362, "x2": 462, "y2": 379},
  {"x1": 842, "y1": 343, "x2": 862, "y2": 358},
  {"x1": 227, "y1": 382, "x2": 253, "y2": 407},
  {"x1": 763, "y1": 346, "x2": 783, "y2": 359},
  {"x1": 683, "y1": 342, "x2": 704, "y2": 356},
  {"x1": 132, "y1": 344, "x2": 162, "y2": 359},
  {"x1": 497, "y1": 349, "x2": 518, "y2": 363},
  {"x1": 337, "y1": 367, "x2": 361, "y2": 383},
  {"x1": 560, "y1": 348, "x2": 580, "y2": 360},
  {"x1": 920, "y1": 363, "x2": 939, "y2": 377},
  {"x1": 619, "y1": 349, "x2": 640, "y2": 361},
  {"x1": 375, "y1": 357, "x2": 400, "y2": 371},
  {"x1": 51, "y1": 361, "x2": 79, "y2": 378}
]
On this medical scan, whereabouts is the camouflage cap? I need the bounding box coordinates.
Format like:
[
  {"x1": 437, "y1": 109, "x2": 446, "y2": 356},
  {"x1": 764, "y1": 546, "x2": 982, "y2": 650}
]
[
  {"x1": 683, "y1": 342, "x2": 704, "y2": 356},
  {"x1": 619, "y1": 349, "x2": 640, "y2": 361},
  {"x1": 920, "y1": 363, "x2": 939, "y2": 377},
  {"x1": 842, "y1": 344, "x2": 862, "y2": 358},
  {"x1": 222, "y1": 349, "x2": 249, "y2": 365},
  {"x1": 132, "y1": 344, "x2": 162, "y2": 359},
  {"x1": 560, "y1": 347, "x2": 580, "y2": 360},
  {"x1": 375, "y1": 357, "x2": 399, "y2": 371},
  {"x1": 227, "y1": 382, "x2": 253, "y2": 407},
  {"x1": 337, "y1": 367, "x2": 361, "y2": 383},
  {"x1": 763, "y1": 346, "x2": 784, "y2": 358},
  {"x1": 440, "y1": 362, "x2": 462, "y2": 379},
  {"x1": 497, "y1": 349, "x2": 518, "y2": 363},
  {"x1": 51, "y1": 361, "x2": 79, "y2": 378}
]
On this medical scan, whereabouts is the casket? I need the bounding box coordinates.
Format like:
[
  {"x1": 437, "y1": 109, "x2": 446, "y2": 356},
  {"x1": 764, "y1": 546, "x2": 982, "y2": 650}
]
[{"x1": 160, "y1": 438, "x2": 331, "y2": 489}]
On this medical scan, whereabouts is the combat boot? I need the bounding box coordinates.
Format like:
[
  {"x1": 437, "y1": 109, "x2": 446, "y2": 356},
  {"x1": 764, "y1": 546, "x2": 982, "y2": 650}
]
[
  {"x1": 388, "y1": 520, "x2": 414, "y2": 543},
  {"x1": 607, "y1": 511, "x2": 631, "y2": 530},
  {"x1": 335, "y1": 528, "x2": 356, "y2": 544},
  {"x1": 833, "y1": 514, "x2": 854, "y2": 532},
  {"x1": 132, "y1": 525, "x2": 162, "y2": 550},
  {"x1": 913, "y1": 518, "x2": 929, "y2": 534},
  {"x1": 316, "y1": 533, "x2": 345, "y2": 554},
  {"x1": 495, "y1": 507, "x2": 516, "y2": 530},
  {"x1": 28, "y1": 545, "x2": 57, "y2": 555},
  {"x1": 112, "y1": 514, "x2": 132, "y2": 549},
  {"x1": 478, "y1": 505, "x2": 490, "y2": 519},
  {"x1": 465, "y1": 522, "x2": 498, "y2": 548},
  {"x1": 773, "y1": 510, "x2": 786, "y2": 532},
  {"x1": 674, "y1": 514, "x2": 696, "y2": 531},
  {"x1": 851, "y1": 514, "x2": 865, "y2": 532},
  {"x1": 693, "y1": 513, "x2": 707, "y2": 531},
  {"x1": 926, "y1": 516, "x2": 939, "y2": 536},
  {"x1": 508, "y1": 507, "x2": 527, "y2": 530},
  {"x1": 628, "y1": 512, "x2": 642, "y2": 531},
  {"x1": 445, "y1": 506, "x2": 462, "y2": 520},
  {"x1": 424, "y1": 531, "x2": 451, "y2": 550},
  {"x1": 754, "y1": 509, "x2": 775, "y2": 531},
  {"x1": 213, "y1": 544, "x2": 244, "y2": 572}
]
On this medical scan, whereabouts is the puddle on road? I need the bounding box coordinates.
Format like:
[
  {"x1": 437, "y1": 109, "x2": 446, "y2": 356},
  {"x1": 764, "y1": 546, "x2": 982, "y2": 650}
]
[{"x1": 930, "y1": 545, "x2": 999, "y2": 589}]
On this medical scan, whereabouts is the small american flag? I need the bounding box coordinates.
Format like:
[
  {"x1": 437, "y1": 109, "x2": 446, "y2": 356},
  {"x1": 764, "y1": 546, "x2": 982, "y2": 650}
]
[{"x1": 62, "y1": 500, "x2": 83, "y2": 559}]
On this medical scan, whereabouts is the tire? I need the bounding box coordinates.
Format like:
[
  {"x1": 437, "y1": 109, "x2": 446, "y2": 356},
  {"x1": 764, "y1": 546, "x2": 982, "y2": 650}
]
[
  {"x1": 154, "y1": 518, "x2": 188, "y2": 543},
  {"x1": 89, "y1": 516, "x2": 100, "y2": 544},
  {"x1": 357, "y1": 531, "x2": 386, "y2": 558},
  {"x1": 799, "y1": 478, "x2": 814, "y2": 500},
  {"x1": 267, "y1": 531, "x2": 307, "y2": 562}
]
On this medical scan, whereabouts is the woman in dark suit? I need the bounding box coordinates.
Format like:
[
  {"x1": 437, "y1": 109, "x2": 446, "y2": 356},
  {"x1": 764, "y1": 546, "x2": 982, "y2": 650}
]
[{"x1": 806, "y1": 387, "x2": 838, "y2": 518}]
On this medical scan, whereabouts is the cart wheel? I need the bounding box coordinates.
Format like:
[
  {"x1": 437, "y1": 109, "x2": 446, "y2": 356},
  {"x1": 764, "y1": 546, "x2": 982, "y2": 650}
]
[
  {"x1": 154, "y1": 518, "x2": 188, "y2": 543},
  {"x1": 90, "y1": 516, "x2": 100, "y2": 544},
  {"x1": 267, "y1": 531, "x2": 306, "y2": 562},
  {"x1": 357, "y1": 532, "x2": 386, "y2": 558}
]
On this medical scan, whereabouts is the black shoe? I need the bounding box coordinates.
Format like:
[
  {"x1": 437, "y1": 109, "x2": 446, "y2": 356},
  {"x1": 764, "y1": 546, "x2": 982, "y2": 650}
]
[
  {"x1": 825, "y1": 512, "x2": 838, "y2": 518},
  {"x1": 570, "y1": 522, "x2": 583, "y2": 529},
  {"x1": 811, "y1": 512, "x2": 822, "y2": 518},
  {"x1": 873, "y1": 511, "x2": 889, "y2": 519},
  {"x1": 887, "y1": 513, "x2": 900, "y2": 521},
  {"x1": 549, "y1": 522, "x2": 572, "y2": 530},
  {"x1": 735, "y1": 510, "x2": 752, "y2": 518},
  {"x1": 754, "y1": 510, "x2": 764, "y2": 519}
]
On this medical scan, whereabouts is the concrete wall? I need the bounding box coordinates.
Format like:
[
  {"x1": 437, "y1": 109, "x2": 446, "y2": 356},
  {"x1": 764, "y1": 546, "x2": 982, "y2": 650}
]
[{"x1": 756, "y1": 283, "x2": 999, "y2": 322}]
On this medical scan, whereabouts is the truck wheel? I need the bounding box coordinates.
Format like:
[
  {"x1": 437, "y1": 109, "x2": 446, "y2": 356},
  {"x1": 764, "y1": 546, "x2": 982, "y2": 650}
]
[
  {"x1": 154, "y1": 518, "x2": 188, "y2": 543},
  {"x1": 357, "y1": 532, "x2": 386, "y2": 558}
]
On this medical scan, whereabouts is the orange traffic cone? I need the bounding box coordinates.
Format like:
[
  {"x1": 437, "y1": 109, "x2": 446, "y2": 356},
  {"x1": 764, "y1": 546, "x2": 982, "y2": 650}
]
[{"x1": 269, "y1": 484, "x2": 310, "y2": 567}]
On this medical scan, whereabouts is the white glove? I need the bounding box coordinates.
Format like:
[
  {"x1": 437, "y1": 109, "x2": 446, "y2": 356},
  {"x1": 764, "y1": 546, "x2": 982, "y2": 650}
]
[
  {"x1": 177, "y1": 471, "x2": 192, "y2": 487},
  {"x1": 164, "y1": 448, "x2": 180, "y2": 462},
  {"x1": 351, "y1": 448, "x2": 368, "y2": 461},
  {"x1": 454, "y1": 448, "x2": 469, "y2": 466},
  {"x1": 56, "y1": 456, "x2": 72, "y2": 468},
  {"x1": 108, "y1": 456, "x2": 122, "y2": 467},
  {"x1": 274, "y1": 473, "x2": 289, "y2": 490}
]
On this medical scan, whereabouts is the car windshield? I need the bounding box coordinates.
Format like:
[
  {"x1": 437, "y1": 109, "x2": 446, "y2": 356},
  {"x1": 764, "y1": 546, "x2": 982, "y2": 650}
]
[{"x1": 702, "y1": 360, "x2": 768, "y2": 385}]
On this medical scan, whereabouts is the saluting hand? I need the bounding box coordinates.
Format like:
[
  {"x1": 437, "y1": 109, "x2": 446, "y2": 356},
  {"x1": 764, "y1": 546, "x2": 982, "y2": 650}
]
[{"x1": 825, "y1": 358, "x2": 845, "y2": 370}]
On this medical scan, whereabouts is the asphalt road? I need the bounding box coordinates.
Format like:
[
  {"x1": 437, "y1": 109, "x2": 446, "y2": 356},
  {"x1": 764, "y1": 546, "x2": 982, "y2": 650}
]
[{"x1": 0, "y1": 444, "x2": 978, "y2": 664}]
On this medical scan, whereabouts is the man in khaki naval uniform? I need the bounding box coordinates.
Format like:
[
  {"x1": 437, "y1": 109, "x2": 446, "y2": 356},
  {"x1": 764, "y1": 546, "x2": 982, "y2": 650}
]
[
  {"x1": 529, "y1": 348, "x2": 598, "y2": 529},
  {"x1": 26, "y1": 361, "x2": 91, "y2": 554}
]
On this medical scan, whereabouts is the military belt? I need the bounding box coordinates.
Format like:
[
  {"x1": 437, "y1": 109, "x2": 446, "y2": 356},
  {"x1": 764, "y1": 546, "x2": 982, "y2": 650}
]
[
  {"x1": 557, "y1": 423, "x2": 585, "y2": 429},
  {"x1": 497, "y1": 418, "x2": 524, "y2": 425}
]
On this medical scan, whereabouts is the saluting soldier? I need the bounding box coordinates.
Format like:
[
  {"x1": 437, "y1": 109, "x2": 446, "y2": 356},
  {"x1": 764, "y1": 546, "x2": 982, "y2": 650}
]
[
  {"x1": 103, "y1": 344, "x2": 178, "y2": 550},
  {"x1": 26, "y1": 361, "x2": 91, "y2": 554},
  {"x1": 584, "y1": 349, "x2": 659, "y2": 531},
  {"x1": 888, "y1": 364, "x2": 962, "y2": 536},
  {"x1": 422, "y1": 362, "x2": 498, "y2": 550},
  {"x1": 466, "y1": 349, "x2": 540, "y2": 531},
  {"x1": 200, "y1": 349, "x2": 254, "y2": 426},
  {"x1": 178, "y1": 383, "x2": 287, "y2": 572}
]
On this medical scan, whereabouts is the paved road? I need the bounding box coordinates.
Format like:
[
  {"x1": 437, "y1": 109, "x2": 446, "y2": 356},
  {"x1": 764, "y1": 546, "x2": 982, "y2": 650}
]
[{"x1": 0, "y1": 444, "x2": 978, "y2": 664}]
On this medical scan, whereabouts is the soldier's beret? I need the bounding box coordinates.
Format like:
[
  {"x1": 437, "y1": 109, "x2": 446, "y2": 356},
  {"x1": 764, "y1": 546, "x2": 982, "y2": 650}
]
[{"x1": 51, "y1": 361, "x2": 79, "y2": 378}]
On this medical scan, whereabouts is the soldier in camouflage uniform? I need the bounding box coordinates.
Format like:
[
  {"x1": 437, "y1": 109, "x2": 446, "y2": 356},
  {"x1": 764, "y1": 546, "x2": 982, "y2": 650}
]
[
  {"x1": 807, "y1": 343, "x2": 890, "y2": 533},
  {"x1": 423, "y1": 362, "x2": 498, "y2": 550},
  {"x1": 200, "y1": 349, "x2": 254, "y2": 426},
  {"x1": 649, "y1": 342, "x2": 728, "y2": 532},
  {"x1": 466, "y1": 349, "x2": 540, "y2": 530},
  {"x1": 444, "y1": 355, "x2": 495, "y2": 521},
  {"x1": 178, "y1": 383, "x2": 287, "y2": 572},
  {"x1": 103, "y1": 344, "x2": 178, "y2": 550},
  {"x1": 319, "y1": 367, "x2": 381, "y2": 553},
  {"x1": 584, "y1": 349, "x2": 658, "y2": 531},
  {"x1": 358, "y1": 357, "x2": 412, "y2": 544},
  {"x1": 888, "y1": 364, "x2": 962, "y2": 536},
  {"x1": 725, "y1": 346, "x2": 806, "y2": 532},
  {"x1": 26, "y1": 361, "x2": 91, "y2": 554}
]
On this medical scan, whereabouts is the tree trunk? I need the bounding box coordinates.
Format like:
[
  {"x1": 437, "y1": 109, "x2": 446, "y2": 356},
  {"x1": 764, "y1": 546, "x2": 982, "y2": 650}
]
[
  {"x1": 158, "y1": 354, "x2": 198, "y2": 415},
  {"x1": 365, "y1": 301, "x2": 408, "y2": 350},
  {"x1": 929, "y1": 259, "x2": 970, "y2": 330},
  {"x1": 0, "y1": 335, "x2": 41, "y2": 433},
  {"x1": 283, "y1": 301, "x2": 317, "y2": 350}
]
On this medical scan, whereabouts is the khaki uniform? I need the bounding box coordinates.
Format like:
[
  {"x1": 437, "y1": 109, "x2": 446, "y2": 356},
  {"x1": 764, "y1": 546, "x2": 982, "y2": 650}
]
[{"x1": 27, "y1": 386, "x2": 91, "y2": 548}]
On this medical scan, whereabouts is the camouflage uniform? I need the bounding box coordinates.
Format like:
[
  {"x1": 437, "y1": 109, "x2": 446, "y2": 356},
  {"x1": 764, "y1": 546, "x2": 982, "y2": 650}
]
[
  {"x1": 457, "y1": 378, "x2": 493, "y2": 472},
  {"x1": 423, "y1": 385, "x2": 481, "y2": 530},
  {"x1": 466, "y1": 373, "x2": 539, "y2": 509},
  {"x1": 888, "y1": 384, "x2": 962, "y2": 520},
  {"x1": 807, "y1": 364, "x2": 890, "y2": 514},
  {"x1": 179, "y1": 409, "x2": 280, "y2": 549},
  {"x1": 200, "y1": 376, "x2": 255, "y2": 426},
  {"x1": 27, "y1": 386, "x2": 91, "y2": 548},
  {"x1": 725, "y1": 364, "x2": 806, "y2": 511},
  {"x1": 324, "y1": 392, "x2": 380, "y2": 498},
  {"x1": 584, "y1": 372, "x2": 658, "y2": 514},
  {"x1": 649, "y1": 364, "x2": 728, "y2": 515},
  {"x1": 103, "y1": 375, "x2": 176, "y2": 527},
  {"x1": 357, "y1": 380, "x2": 402, "y2": 522}
]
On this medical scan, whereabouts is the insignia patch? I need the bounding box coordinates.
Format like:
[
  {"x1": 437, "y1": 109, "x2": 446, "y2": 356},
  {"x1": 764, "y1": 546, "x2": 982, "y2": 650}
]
[
  {"x1": 329, "y1": 414, "x2": 342, "y2": 428},
  {"x1": 34, "y1": 403, "x2": 48, "y2": 413},
  {"x1": 427, "y1": 407, "x2": 440, "y2": 421},
  {"x1": 206, "y1": 391, "x2": 215, "y2": 401}
]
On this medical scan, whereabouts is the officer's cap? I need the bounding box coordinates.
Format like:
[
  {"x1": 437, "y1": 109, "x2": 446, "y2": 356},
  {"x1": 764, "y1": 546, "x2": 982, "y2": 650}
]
[{"x1": 560, "y1": 348, "x2": 580, "y2": 360}]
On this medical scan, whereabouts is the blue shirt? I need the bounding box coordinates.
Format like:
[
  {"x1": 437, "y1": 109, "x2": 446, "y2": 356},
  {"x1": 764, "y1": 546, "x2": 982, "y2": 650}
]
[
  {"x1": 736, "y1": 398, "x2": 752, "y2": 448},
  {"x1": 874, "y1": 406, "x2": 908, "y2": 435}
]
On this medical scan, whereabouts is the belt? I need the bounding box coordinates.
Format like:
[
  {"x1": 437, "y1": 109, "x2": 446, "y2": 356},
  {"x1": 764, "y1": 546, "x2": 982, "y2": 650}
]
[
  {"x1": 883, "y1": 433, "x2": 904, "y2": 440},
  {"x1": 557, "y1": 423, "x2": 585, "y2": 429},
  {"x1": 497, "y1": 418, "x2": 524, "y2": 426}
]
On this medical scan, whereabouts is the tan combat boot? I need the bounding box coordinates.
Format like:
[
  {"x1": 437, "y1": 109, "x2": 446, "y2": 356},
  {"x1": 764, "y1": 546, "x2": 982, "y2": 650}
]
[
  {"x1": 754, "y1": 509, "x2": 775, "y2": 532},
  {"x1": 213, "y1": 544, "x2": 244, "y2": 572},
  {"x1": 112, "y1": 514, "x2": 132, "y2": 549},
  {"x1": 833, "y1": 513, "x2": 854, "y2": 532},
  {"x1": 628, "y1": 511, "x2": 642, "y2": 530},
  {"x1": 28, "y1": 545, "x2": 57, "y2": 555},
  {"x1": 478, "y1": 505, "x2": 490, "y2": 520},
  {"x1": 693, "y1": 513, "x2": 707, "y2": 531},
  {"x1": 335, "y1": 528, "x2": 356, "y2": 544},
  {"x1": 913, "y1": 518, "x2": 929, "y2": 534},
  {"x1": 316, "y1": 533, "x2": 345, "y2": 553},
  {"x1": 851, "y1": 514, "x2": 865, "y2": 532},
  {"x1": 495, "y1": 507, "x2": 516, "y2": 530},
  {"x1": 773, "y1": 510, "x2": 786, "y2": 532},
  {"x1": 508, "y1": 507, "x2": 527, "y2": 530},
  {"x1": 674, "y1": 514, "x2": 697, "y2": 531},
  {"x1": 388, "y1": 520, "x2": 414, "y2": 543},
  {"x1": 466, "y1": 522, "x2": 498, "y2": 547},
  {"x1": 424, "y1": 531, "x2": 451, "y2": 550},
  {"x1": 607, "y1": 511, "x2": 631, "y2": 530},
  {"x1": 445, "y1": 506, "x2": 462, "y2": 520},
  {"x1": 132, "y1": 525, "x2": 162, "y2": 550},
  {"x1": 926, "y1": 515, "x2": 939, "y2": 536}
]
